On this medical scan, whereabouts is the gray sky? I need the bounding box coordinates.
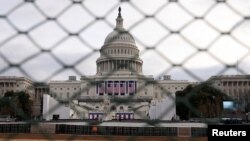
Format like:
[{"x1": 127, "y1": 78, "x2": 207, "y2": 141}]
[{"x1": 0, "y1": 0, "x2": 250, "y2": 82}]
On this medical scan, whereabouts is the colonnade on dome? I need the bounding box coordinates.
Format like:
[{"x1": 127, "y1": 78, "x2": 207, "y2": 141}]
[{"x1": 97, "y1": 59, "x2": 142, "y2": 74}]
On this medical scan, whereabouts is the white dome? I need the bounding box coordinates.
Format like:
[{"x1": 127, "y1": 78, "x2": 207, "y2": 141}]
[
  {"x1": 104, "y1": 30, "x2": 135, "y2": 45},
  {"x1": 96, "y1": 7, "x2": 143, "y2": 76}
]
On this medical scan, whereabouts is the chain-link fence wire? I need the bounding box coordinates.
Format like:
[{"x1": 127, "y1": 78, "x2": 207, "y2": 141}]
[{"x1": 0, "y1": 0, "x2": 250, "y2": 140}]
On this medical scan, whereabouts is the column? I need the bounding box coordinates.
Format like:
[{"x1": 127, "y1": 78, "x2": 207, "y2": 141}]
[
  {"x1": 110, "y1": 60, "x2": 113, "y2": 71},
  {"x1": 98, "y1": 62, "x2": 100, "y2": 72},
  {"x1": 97, "y1": 63, "x2": 99, "y2": 72},
  {"x1": 136, "y1": 62, "x2": 138, "y2": 72},
  {"x1": 104, "y1": 61, "x2": 106, "y2": 72},
  {"x1": 100, "y1": 62, "x2": 101, "y2": 72},
  {"x1": 106, "y1": 61, "x2": 108, "y2": 72},
  {"x1": 129, "y1": 61, "x2": 131, "y2": 70},
  {"x1": 112, "y1": 60, "x2": 114, "y2": 71},
  {"x1": 114, "y1": 60, "x2": 117, "y2": 71},
  {"x1": 119, "y1": 60, "x2": 122, "y2": 70},
  {"x1": 121, "y1": 60, "x2": 124, "y2": 70},
  {"x1": 102, "y1": 62, "x2": 104, "y2": 71},
  {"x1": 133, "y1": 61, "x2": 136, "y2": 71},
  {"x1": 125, "y1": 60, "x2": 127, "y2": 70},
  {"x1": 121, "y1": 60, "x2": 122, "y2": 70},
  {"x1": 137, "y1": 63, "x2": 139, "y2": 72},
  {"x1": 99, "y1": 62, "x2": 102, "y2": 72},
  {"x1": 102, "y1": 61, "x2": 105, "y2": 71},
  {"x1": 108, "y1": 61, "x2": 110, "y2": 72}
]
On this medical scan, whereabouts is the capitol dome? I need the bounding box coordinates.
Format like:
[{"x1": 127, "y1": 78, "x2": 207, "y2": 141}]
[
  {"x1": 102, "y1": 7, "x2": 136, "y2": 48},
  {"x1": 96, "y1": 7, "x2": 143, "y2": 76},
  {"x1": 104, "y1": 30, "x2": 135, "y2": 45}
]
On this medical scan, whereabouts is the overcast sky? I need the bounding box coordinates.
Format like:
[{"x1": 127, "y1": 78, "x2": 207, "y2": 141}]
[{"x1": 0, "y1": 0, "x2": 250, "y2": 82}]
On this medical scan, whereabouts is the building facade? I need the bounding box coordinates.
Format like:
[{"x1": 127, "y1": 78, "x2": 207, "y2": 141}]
[
  {"x1": 2, "y1": 9, "x2": 250, "y2": 120},
  {"x1": 208, "y1": 75, "x2": 250, "y2": 111},
  {"x1": 0, "y1": 76, "x2": 42, "y2": 117},
  {"x1": 0, "y1": 76, "x2": 34, "y2": 97},
  {"x1": 45, "y1": 8, "x2": 190, "y2": 121},
  {"x1": 34, "y1": 83, "x2": 49, "y2": 118}
]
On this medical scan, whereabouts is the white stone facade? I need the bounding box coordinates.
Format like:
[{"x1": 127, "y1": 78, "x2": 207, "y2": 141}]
[
  {"x1": 208, "y1": 75, "x2": 250, "y2": 111},
  {"x1": 0, "y1": 76, "x2": 43, "y2": 117},
  {"x1": 44, "y1": 8, "x2": 190, "y2": 121},
  {"x1": 42, "y1": 94, "x2": 75, "y2": 120},
  {"x1": 0, "y1": 76, "x2": 34, "y2": 97}
]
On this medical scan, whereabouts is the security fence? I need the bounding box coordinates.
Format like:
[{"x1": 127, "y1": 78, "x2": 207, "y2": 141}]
[
  {"x1": 0, "y1": 123, "x2": 30, "y2": 133},
  {"x1": 0, "y1": 0, "x2": 250, "y2": 140},
  {"x1": 0, "y1": 122, "x2": 207, "y2": 137}
]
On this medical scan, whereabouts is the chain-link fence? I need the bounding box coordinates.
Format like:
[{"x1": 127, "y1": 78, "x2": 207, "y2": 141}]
[{"x1": 0, "y1": 0, "x2": 250, "y2": 140}]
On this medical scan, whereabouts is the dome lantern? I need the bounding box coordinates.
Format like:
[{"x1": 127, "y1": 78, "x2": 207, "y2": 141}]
[
  {"x1": 103, "y1": 7, "x2": 136, "y2": 46},
  {"x1": 115, "y1": 7, "x2": 124, "y2": 30}
]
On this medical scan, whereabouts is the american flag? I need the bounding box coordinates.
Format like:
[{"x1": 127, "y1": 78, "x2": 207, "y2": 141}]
[
  {"x1": 107, "y1": 81, "x2": 113, "y2": 94},
  {"x1": 114, "y1": 81, "x2": 119, "y2": 93},
  {"x1": 128, "y1": 81, "x2": 136, "y2": 93},
  {"x1": 120, "y1": 81, "x2": 126, "y2": 93},
  {"x1": 99, "y1": 82, "x2": 105, "y2": 93}
]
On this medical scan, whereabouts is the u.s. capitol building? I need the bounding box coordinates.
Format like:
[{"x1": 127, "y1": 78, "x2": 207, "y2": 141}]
[{"x1": 43, "y1": 8, "x2": 189, "y2": 121}]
